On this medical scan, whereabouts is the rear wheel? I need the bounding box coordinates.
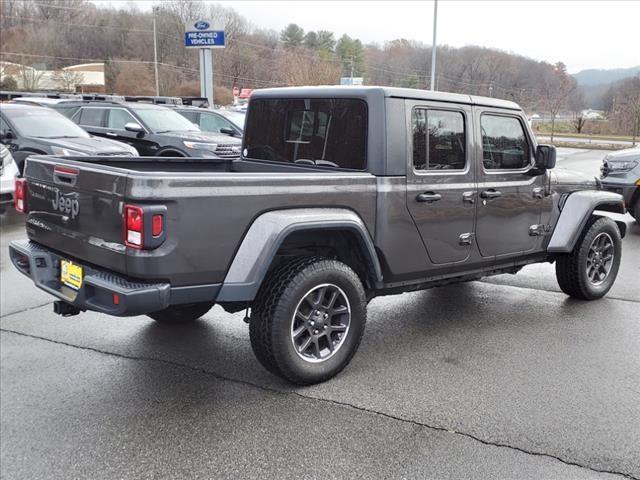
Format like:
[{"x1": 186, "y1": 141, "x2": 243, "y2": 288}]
[
  {"x1": 250, "y1": 257, "x2": 367, "y2": 385},
  {"x1": 555, "y1": 216, "x2": 621, "y2": 300},
  {"x1": 148, "y1": 302, "x2": 214, "y2": 324}
]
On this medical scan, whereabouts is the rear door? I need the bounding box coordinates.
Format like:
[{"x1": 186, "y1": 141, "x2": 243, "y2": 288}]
[
  {"x1": 405, "y1": 100, "x2": 476, "y2": 264},
  {"x1": 74, "y1": 106, "x2": 108, "y2": 136},
  {"x1": 474, "y1": 109, "x2": 543, "y2": 257},
  {"x1": 24, "y1": 157, "x2": 128, "y2": 272}
]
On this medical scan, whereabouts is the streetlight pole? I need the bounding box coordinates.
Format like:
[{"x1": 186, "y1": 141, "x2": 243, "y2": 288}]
[
  {"x1": 153, "y1": 7, "x2": 160, "y2": 96},
  {"x1": 430, "y1": 0, "x2": 438, "y2": 91}
]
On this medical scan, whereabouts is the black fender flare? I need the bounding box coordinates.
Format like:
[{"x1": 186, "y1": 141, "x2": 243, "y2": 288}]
[
  {"x1": 547, "y1": 190, "x2": 626, "y2": 253},
  {"x1": 216, "y1": 208, "x2": 382, "y2": 302}
]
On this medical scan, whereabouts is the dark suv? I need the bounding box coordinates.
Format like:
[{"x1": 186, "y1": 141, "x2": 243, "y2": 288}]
[
  {"x1": 0, "y1": 103, "x2": 138, "y2": 172},
  {"x1": 56, "y1": 101, "x2": 241, "y2": 158}
]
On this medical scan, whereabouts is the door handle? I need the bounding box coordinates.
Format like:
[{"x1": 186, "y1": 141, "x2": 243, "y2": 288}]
[
  {"x1": 417, "y1": 192, "x2": 442, "y2": 203},
  {"x1": 105, "y1": 132, "x2": 117, "y2": 137},
  {"x1": 532, "y1": 187, "x2": 544, "y2": 198},
  {"x1": 480, "y1": 189, "x2": 502, "y2": 199},
  {"x1": 462, "y1": 191, "x2": 475, "y2": 204}
]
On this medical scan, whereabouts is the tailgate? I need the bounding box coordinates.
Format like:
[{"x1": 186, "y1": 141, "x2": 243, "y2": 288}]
[{"x1": 23, "y1": 156, "x2": 128, "y2": 273}]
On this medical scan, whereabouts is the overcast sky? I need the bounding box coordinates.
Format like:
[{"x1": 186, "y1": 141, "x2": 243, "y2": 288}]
[
  {"x1": 210, "y1": 0, "x2": 639, "y2": 73},
  {"x1": 99, "y1": 1, "x2": 639, "y2": 73}
]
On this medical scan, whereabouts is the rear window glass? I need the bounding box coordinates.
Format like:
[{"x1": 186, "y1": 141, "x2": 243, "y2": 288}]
[{"x1": 244, "y1": 98, "x2": 367, "y2": 170}]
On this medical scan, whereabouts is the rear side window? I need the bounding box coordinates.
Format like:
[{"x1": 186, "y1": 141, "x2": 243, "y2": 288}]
[
  {"x1": 78, "y1": 108, "x2": 106, "y2": 127},
  {"x1": 244, "y1": 98, "x2": 367, "y2": 170},
  {"x1": 481, "y1": 115, "x2": 530, "y2": 170},
  {"x1": 179, "y1": 111, "x2": 199, "y2": 123},
  {"x1": 413, "y1": 109, "x2": 466, "y2": 171}
]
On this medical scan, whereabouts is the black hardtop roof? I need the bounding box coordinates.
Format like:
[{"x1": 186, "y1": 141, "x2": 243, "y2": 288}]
[{"x1": 251, "y1": 86, "x2": 521, "y2": 111}]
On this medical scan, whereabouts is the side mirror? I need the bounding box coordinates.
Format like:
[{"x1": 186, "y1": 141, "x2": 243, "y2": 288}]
[
  {"x1": 535, "y1": 144, "x2": 556, "y2": 170},
  {"x1": 220, "y1": 127, "x2": 235, "y2": 136},
  {"x1": 124, "y1": 122, "x2": 144, "y2": 133}
]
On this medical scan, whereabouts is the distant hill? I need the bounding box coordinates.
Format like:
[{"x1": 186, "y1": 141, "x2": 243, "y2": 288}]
[{"x1": 573, "y1": 66, "x2": 640, "y2": 86}]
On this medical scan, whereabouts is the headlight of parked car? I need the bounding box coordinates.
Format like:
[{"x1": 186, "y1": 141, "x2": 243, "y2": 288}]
[
  {"x1": 51, "y1": 146, "x2": 89, "y2": 156},
  {"x1": 607, "y1": 160, "x2": 638, "y2": 172},
  {"x1": 183, "y1": 141, "x2": 217, "y2": 151}
]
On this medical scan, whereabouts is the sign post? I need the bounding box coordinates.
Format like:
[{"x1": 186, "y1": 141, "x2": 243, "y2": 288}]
[{"x1": 185, "y1": 20, "x2": 225, "y2": 107}]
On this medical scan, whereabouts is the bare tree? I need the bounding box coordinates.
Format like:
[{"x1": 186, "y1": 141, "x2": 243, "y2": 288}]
[
  {"x1": 612, "y1": 76, "x2": 640, "y2": 145},
  {"x1": 52, "y1": 69, "x2": 85, "y2": 91},
  {"x1": 18, "y1": 64, "x2": 45, "y2": 90},
  {"x1": 541, "y1": 62, "x2": 576, "y2": 142}
]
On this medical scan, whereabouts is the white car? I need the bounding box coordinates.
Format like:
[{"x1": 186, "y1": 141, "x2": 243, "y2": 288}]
[{"x1": 0, "y1": 144, "x2": 19, "y2": 213}]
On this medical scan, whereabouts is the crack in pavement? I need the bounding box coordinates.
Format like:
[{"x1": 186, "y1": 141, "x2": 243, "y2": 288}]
[{"x1": 1, "y1": 327, "x2": 637, "y2": 480}]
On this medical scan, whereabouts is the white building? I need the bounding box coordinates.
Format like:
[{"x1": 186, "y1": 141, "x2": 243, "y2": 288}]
[{"x1": 0, "y1": 61, "x2": 105, "y2": 92}]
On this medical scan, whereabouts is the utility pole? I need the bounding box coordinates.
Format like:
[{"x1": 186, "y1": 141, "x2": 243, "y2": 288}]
[
  {"x1": 430, "y1": 0, "x2": 438, "y2": 91},
  {"x1": 153, "y1": 6, "x2": 159, "y2": 96}
]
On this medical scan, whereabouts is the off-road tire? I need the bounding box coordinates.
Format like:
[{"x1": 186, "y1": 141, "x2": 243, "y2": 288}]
[
  {"x1": 148, "y1": 302, "x2": 214, "y2": 324},
  {"x1": 555, "y1": 216, "x2": 621, "y2": 300},
  {"x1": 250, "y1": 257, "x2": 367, "y2": 385}
]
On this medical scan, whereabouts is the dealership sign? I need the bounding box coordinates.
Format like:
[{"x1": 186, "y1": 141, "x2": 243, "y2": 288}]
[{"x1": 185, "y1": 19, "x2": 225, "y2": 48}]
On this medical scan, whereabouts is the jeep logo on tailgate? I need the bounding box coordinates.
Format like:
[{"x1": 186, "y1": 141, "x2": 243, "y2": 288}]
[{"x1": 52, "y1": 190, "x2": 79, "y2": 219}]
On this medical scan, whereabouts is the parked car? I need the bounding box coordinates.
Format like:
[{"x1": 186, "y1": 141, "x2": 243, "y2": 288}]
[
  {"x1": 0, "y1": 144, "x2": 19, "y2": 212},
  {"x1": 600, "y1": 146, "x2": 640, "y2": 223},
  {"x1": 9, "y1": 86, "x2": 627, "y2": 386},
  {"x1": 0, "y1": 103, "x2": 138, "y2": 173},
  {"x1": 174, "y1": 106, "x2": 244, "y2": 138},
  {"x1": 52, "y1": 101, "x2": 241, "y2": 158}
]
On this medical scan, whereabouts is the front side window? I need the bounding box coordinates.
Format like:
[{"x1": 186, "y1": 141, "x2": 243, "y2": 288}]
[
  {"x1": 78, "y1": 108, "x2": 106, "y2": 127},
  {"x1": 107, "y1": 109, "x2": 137, "y2": 130},
  {"x1": 413, "y1": 109, "x2": 466, "y2": 171},
  {"x1": 481, "y1": 115, "x2": 530, "y2": 170},
  {"x1": 200, "y1": 113, "x2": 231, "y2": 133},
  {"x1": 244, "y1": 98, "x2": 367, "y2": 170}
]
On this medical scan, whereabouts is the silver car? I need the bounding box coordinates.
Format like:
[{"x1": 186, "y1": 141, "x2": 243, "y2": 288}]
[{"x1": 600, "y1": 147, "x2": 640, "y2": 223}]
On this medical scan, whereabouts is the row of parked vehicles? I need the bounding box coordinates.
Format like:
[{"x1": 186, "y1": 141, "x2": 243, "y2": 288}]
[
  {"x1": 5, "y1": 85, "x2": 638, "y2": 385},
  {"x1": 0, "y1": 95, "x2": 246, "y2": 174}
]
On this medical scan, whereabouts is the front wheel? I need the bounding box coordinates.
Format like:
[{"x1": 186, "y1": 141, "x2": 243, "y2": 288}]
[
  {"x1": 555, "y1": 216, "x2": 622, "y2": 300},
  {"x1": 148, "y1": 302, "x2": 214, "y2": 324},
  {"x1": 250, "y1": 257, "x2": 367, "y2": 385}
]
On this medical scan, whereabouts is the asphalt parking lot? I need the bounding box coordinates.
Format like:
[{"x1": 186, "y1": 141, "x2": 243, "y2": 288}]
[{"x1": 1, "y1": 148, "x2": 639, "y2": 480}]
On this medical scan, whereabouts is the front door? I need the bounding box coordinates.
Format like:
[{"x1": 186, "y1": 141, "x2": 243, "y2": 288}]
[
  {"x1": 105, "y1": 108, "x2": 154, "y2": 155},
  {"x1": 474, "y1": 109, "x2": 543, "y2": 258},
  {"x1": 406, "y1": 101, "x2": 476, "y2": 264}
]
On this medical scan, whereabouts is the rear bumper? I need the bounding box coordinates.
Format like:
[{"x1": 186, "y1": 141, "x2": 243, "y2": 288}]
[{"x1": 9, "y1": 239, "x2": 172, "y2": 317}]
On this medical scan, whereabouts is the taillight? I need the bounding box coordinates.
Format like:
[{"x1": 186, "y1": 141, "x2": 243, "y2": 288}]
[
  {"x1": 123, "y1": 204, "x2": 167, "y2": 250},
  {"x1": 124, "y1": 205, "x2": 144, "y2": 249},
  {"x1": 14, "y1": 178, "x2": 27, "y2": 213}
]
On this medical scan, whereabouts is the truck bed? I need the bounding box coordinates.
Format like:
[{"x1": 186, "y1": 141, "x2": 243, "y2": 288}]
[{"x1": 22, "y1": 155, "x2": 377, "y2": 287}]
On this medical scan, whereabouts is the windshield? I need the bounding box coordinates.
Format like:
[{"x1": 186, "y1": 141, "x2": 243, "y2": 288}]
[
  {"x1": 135, "y1": 108, "x2": 200, "y2": 133},
  {"x1": 219, "y1": 110, "x2": 246, "y2": 130},
  {"x1": 3, "y1": 108, "x2": 90, "y2": 138},
  {"x1": 244, "y1": 98, "x2": 367, "y2": 170}
]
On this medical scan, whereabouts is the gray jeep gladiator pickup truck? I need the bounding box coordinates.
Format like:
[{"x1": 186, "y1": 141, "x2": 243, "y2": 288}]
[{"x1": 10, "y1": 86, "x2": 627, "y2": 385}]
